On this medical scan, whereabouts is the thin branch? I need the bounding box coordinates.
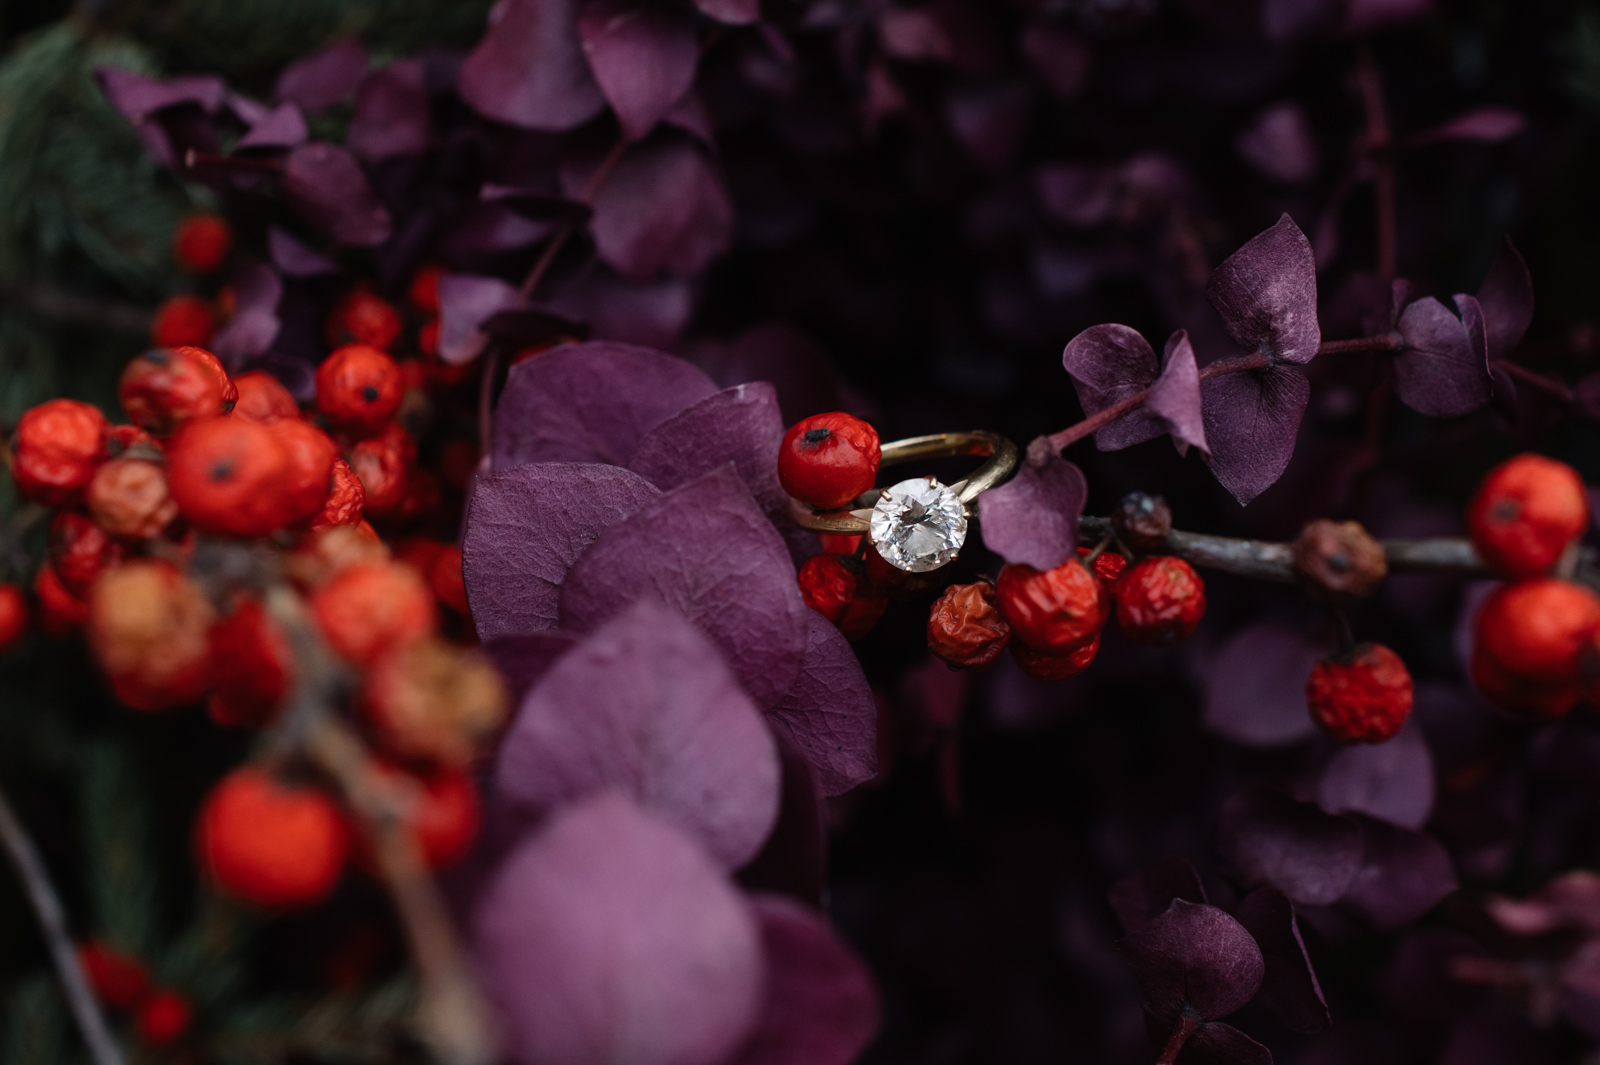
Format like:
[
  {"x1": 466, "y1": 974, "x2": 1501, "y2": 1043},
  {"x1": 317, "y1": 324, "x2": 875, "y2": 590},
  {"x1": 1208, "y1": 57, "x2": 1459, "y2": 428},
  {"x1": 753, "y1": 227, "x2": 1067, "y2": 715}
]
[
  {"x1": 1157, "y1": 1013, "x2": 1198, "y2": 1065},
  {"x1": 1490, "y1": 359, "x2": 1576, "y2": 403},
  {"x1": 0, "y1": 783, "x2": 125, "y2": 1065},
  {"x1": 1355, "y1": 42, "x2": 1397, "y2": 279}
]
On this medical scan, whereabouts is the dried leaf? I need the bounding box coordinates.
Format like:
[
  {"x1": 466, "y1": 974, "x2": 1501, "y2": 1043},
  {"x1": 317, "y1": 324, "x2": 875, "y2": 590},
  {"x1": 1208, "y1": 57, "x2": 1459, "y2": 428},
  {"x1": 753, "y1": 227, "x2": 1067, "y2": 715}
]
[
  {"x1": 578, "y1": 0, "x2": 700, "y2": 141},
  {"x1": 459, "y1": 0, "x2": 606, "y2": 130},
  {"x1": 347, "y1": 60, "x2": 431, "y2": 161},
  {"x1": 1235, "y1": 887, "x2": 1329, "y2": 1033},
  {"x1": 976, "y1": 436, "x2": 1087, "y2": 570},
  {"x1": 1202, "y1": 622, "x2": 1324, "y2": 746},
  {"x1": 1317, "y1": 719, "x2": 1435, "y2": 829},
  {"x1": 1204, "y1": 214, "x2": 1321, "y2": 365},
  {"x1": 281, "y1": 143, "x2": 392, "y2": 246},
  {"x1": 275, "y1": 39, "x2": 369, "y2": 112},
  {"x1": 1121, "y1": 900, "x2": 1264, "y2": 1022},
  {"x1": 1216, "y1": 787, "x2": 1364, "y2": 906},
  {"x1": 1199, "y1": 364, "x2": 1310, "y2": 505},
  {"x1": 767, "y1": 612, "x2": 878, "y2": 796},
  {"x1": 1392, "y1": 294, "x2": 1492, "y2": 418}
]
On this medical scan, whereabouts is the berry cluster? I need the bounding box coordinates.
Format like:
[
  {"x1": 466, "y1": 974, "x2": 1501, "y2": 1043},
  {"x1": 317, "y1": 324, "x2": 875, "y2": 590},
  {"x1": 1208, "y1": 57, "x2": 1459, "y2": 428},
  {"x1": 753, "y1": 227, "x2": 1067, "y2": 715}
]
[{"x1": 77, "y1": 940, "x2": 192, "y2": 1047}]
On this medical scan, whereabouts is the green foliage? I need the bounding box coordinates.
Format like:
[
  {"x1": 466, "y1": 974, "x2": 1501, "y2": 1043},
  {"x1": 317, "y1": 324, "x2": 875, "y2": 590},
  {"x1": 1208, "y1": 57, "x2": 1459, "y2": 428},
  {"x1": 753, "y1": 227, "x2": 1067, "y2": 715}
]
[{"x1": 0, "y1": 977, "x2": 72, "y2": 1065}]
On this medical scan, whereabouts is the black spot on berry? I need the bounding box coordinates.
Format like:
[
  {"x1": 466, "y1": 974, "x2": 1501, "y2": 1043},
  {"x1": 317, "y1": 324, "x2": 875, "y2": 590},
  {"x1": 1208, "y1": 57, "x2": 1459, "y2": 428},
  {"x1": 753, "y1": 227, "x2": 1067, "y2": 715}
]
[
  {"x1": 803, "y1": 428, "x2": 832, "y2": 445},
  {"x1": 362, "y1": 386, "x2": 379, "y2": 402},
  {"x1": 208, "y1": 460, "x2": 236, "y2": 482}
]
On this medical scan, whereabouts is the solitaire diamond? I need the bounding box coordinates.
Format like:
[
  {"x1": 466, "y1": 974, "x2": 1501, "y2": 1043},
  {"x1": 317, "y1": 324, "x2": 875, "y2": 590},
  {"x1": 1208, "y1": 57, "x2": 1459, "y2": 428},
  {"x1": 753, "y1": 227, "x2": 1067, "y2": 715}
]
[{"x1": 869, "y1": 477, "x2": 967, "y2": 572}]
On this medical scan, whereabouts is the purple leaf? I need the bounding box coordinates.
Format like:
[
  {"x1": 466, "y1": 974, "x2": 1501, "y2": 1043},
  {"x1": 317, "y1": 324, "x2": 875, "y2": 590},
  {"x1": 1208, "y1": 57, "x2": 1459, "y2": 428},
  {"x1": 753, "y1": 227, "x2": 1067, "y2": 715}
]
[
  {"x1": 564, "y1": 138, "x2": 735, "y2": 279},
  {"x1": 209, "y1": 260, "x2": 282, "y2": 367},
  {"x1": 1199, "y1": 364, "x2": 1309, "y2": 505},
  {"x1": 234, "y1": 102, "x2": 307, "y2": 151},
  {"x1": 225, "y1": 91, "x2": 270, "y2": 126},
  {"x1": 736, "y1": 733, "x2": 827, "y2": 904},
  {"x1": 496, "y1": 600, "x2": 780, "y2": 868},
  {"x1": 1202, "y1": 622, "x2": 1324, "y2": 746},
  {"x1": 1106, "y1": 858, "x2": 1208, "y2": 936},
  {"x1": 945, "y1": 81, "x2": 1032, "y2": 173},
  {"x1": 1408, "y1": 106, "x2": 1524, "y2": 146},
  {"x1": 459, "y1": 0, "x2": 606, "y2": 130},
  {"x1": 268, "y1": 227, "x2": 338, "y2": 276},
  {"x1": 463, "y1": 462, "x2": 661, "y2": 638},
  {"x1": 438, "y1": 274, "x2": 520, "y2": 365},
  {"x1": 1216, "y1": 787, "x2": 1364, "y2": 906},
  {"x1": 481, "y1": 631, "x2": 578, "y2": 708},
  {"x1": 1121, "y1": 900, "x2": 1264, "y2": 1021},
  {"x1": 692, "y1": 0, "x2": 760, "y2": 23},
  {"x1": 1340, "y1": 816, "x2": 1458, "y2": 930},
  {"x1": 1061, "y1": 324, "x2": 1161, "y2": 450},
  {"x1": 481, "y1": 184, "x2": 594, "y2": 225},
  {"x1": 559, "y1": 466, "x2": 810, "y2": 708},
  {"x1": 664, "y1": 89, "x2": 715, "y2": 143},
  {"x1": 545, "y1": 268, "x2": 694, "y2": 349},
  {"x1": 1235, "y1": 887, "x2": 1329, "y2": 1034},
  {"x1": 442, "y1": 202, "x2": 553, "y2": 257},
  {"x1": 1019, "y1": 25, "x2": 1092, "y2": 99},
  {"x1": 578, "y1": 0, "x2": 700, "y2": 142},
  {"x1": 1205, "y1": 214, "x2": 1321, "y2": 365},
  {"x1": 1341, "y1": 0, "x2": 1434, "y2": 35},
  {"x1": 491, "y1": 341, "x2": 718, "y2": 469},
  {"x1": 95, "y1": 68, "x2": 225, "y2": 119},
  {"x1": 1236, "y1": 102, "x2": 1320, "y2": 185},
  {"x1": 1476, "y1": 237, "x2": 1534, "y2": 360},
  {"x1": 1148, "y1": 331, "x2": 1209, "y2": 457},
  {"x1": 1034, "y1": 163, "x2": 1118, "y2": 228},
  {"x1": 767, "y1": 612, "x2": 877, "y2": 797},
  {"x1": 274, "y1": 39, "x2": 369, "y2": 112},
  {"x1": 1392, "y1": 294, "x2": 1492, "y2": 418},
  {"x1": 1317, "y1": 718, "x2": 1435, "y2": 829},
  {"x1": 727, "y1": 895, "x2": 880, "y2": 1065},
  {"x1": 1175, "y1": 1023, "x2": 1274, "y2": 1065},
  {"x1": 626, "y1": 383, "x2": 787, "y2": 519},
  {"x1": 281, "y1": 143, "x2": 392, "y2": 246},
  {"x1": 347, "y1": 60, "x2": 431, "y2": 161},
  {"x1": 472, "y1": 793, "x2": 764, "y2": 1065},
  {"x1": 976, "y1": 436, "x2": 1087, "y2": 570}
]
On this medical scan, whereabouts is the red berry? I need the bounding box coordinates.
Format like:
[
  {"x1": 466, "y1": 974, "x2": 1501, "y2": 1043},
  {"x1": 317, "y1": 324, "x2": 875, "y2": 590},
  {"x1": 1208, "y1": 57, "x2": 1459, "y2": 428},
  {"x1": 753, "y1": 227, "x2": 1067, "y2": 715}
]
[
  {"x1": 1474, "y1": 578, "x2": 1600, "y2": 689},
  {"x1": 819, "y1": 532, "x2": 862, "y2": 555},
  {"x1": 87, "y1": 561, "x2": 214, "y2": 711},
  {"x1": 1468, "y1": 454, "x2": 1589, "y2": 578},
  {"x1": 777, "y1": 413, "x2": 882, "y2": 510},
  {"x1": 1011, "y1": 636, "x2": 1099, "y2": 681},
  {"x1": 0, "y1": 584, "x2": 27, "y2": 652},
  {"x1": 430, "y1": 545, "x2": 469, "y2": 616},
  {"x1": 1115, "y1": 555, "x2": 1206, "y2": 646},
  {"x1": 326, "y1": 289, "x2": 404, "y2": 351},
  {"x1": 311, "y1": 561, "x2": 437, "y2": 666},
  {"x1": 418, "y1": 319, "x2": 440, "y2": 357},
  {"x1": 1306, "y1": 642, "x2": 1414, "y2": 743},
  {"x1": 106, "y1": 424, "x2": 158, "y2": 457},
  {"x1": 77, "y1": 941, "x2": 151, "y2": 1009},
  {"x1": 120, "y1": 346, "x2": 237, "y2": 435},
  {"x1": 34, "y1": 563, "x2": 87, "y2": 637},
  {"x1": 48, "y1": 511, "x2": 123, "y2": 599},
  {"x1": 136, "y1": 989, "x2": 193, "y2": 1045},
  {"x1": 231, "y1": 370, "x2": 300, "y2": 423},
  {"x1": 1078, "y1": 546, "x2": 1127, "y2": 586},
  {"x1": 197, "y1": 768, "x2": 349, "y2": 909},
  {"x1": 797, "y1": 554, "x2": 887, "y2": 640},
  {"x1": 86, "y1": 457, "x2": 177, "y2": 540},
  {"x1": 316, "y1": 344, "x2": 404, "y2": 438},
  {"x1": 11, "y1": 399, "x2": 109, "y2": 505},
  {"x1": 995, "y1": 558, "x2": 1109, "y2": 654},
  {"x1": 166, "y1": 416, "x2": 294, "y2": 537},
  {"x1": 927, "y1": 580, "x2": 1011, "y2": 669},
  {"x1": 207, "y1": 597, "x2": 294, "y2": 729},
  {"x1": 362, "y1": 637, "x2": 508, "y2": 767},
  {"x1": 366, "y1": 761, "x2": 481, "y2": 870},
  {"x1": 150, "y1": 296, "x2": 217, "y2": 348},
  {"x1": 310, "y1": 458, "x2": 367, "y2": 531},
  {"x1": 409, "y1": 264, "x2": 444, "y2": 313},
  {"x1": 346, "y1": 423, "x2": 414, "y2": 519},
  {"x1": 1471, "y1": 646, "x2": 1579, "y2": 721},
  {"x1": 173, "y1": 213, "x2": 233, "y2": 273},
  {"x1": 276, "y1": 418, "x2": 339, "y2": 524}
]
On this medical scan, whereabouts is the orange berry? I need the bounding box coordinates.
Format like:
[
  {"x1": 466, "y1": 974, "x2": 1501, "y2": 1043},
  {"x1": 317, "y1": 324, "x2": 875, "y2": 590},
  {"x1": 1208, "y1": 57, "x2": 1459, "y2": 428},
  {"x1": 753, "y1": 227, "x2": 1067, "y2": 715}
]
[
  {"x1": 361, "y1": 636, "x2": 507, "y2": 767},
  {"x1": 196, "y1": 768, "x2": 348, "y2": 908},
  {"x1": 119, "y1": 346, "x2": 236, "y2": 434},
  {"x1": 309, "y1": 457, "x2": 366, "y2": 531},
  {"x1": 326, "y1": 288, "x2": 403, "y2": 351},
  {"x1": 1468, "y1": 454, "x2": 1590, "y2": 578},
  {"x1": 11, "y1": 399, "x2": 108, "y2": 505},
  {"x1": 796, "y1": 554, "x2": 887, "y2": 640},
  {"x1": 231, "y1": 370, "x2": 300, "y2": 423},
  {"x1": 927, "y1": 580, "x2": 1011, "y2": 669},
  {"x1": 1472, "y1": 646, "x2": 1580, "y2": 722},
  {"x1": 317, "y1": 344, "x2": 404, "y2": 438},
  {"x1": 166, "y1": 416, "x2": 294, "y2": 537},
  {"x1": 173, "y1": 213, "x2": 233, "y2": 273},
  {"x1": 995, "y1": 558, "x2": 1110, "y2": 655},
  {"x1": 310, "y1": 561, "x2": 436, "y2": 666},
  {"x1": 1475, "y1": 578, "x2": 1600, "y2": 689},
  {"x1": 276, "y1": 419, "x2": 339, "y2": 524},
  {"x1": 86, "y1": 457, "x2": 178, "y2": 540},
  {"x1": 777, "y1": 412, "x2": 881, "y2": 510},
  {"x1": 346, "y1": 423, "x2": 413, "y2": 519},
  {"x1": 87, "y1": 561, "x2": 214, "y2": 711}
]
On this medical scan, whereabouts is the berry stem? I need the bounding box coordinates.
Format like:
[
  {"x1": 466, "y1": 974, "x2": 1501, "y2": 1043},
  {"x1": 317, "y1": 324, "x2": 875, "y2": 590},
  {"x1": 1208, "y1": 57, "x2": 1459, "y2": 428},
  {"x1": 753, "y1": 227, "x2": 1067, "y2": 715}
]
[
  {"x1": 0, "y1": 781, "x2": 126, "y2": 1065},
  {"x1": 1157, "y1": 1013, "x2": 1199, "y2": 1065}
]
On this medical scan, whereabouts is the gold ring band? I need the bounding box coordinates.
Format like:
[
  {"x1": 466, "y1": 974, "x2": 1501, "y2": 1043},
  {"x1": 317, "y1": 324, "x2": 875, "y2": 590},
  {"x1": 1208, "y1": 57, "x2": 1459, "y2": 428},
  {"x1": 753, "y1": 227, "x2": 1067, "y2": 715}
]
[{"x1": 786, "y1": 431, "x2": 1020, "y2": 534}]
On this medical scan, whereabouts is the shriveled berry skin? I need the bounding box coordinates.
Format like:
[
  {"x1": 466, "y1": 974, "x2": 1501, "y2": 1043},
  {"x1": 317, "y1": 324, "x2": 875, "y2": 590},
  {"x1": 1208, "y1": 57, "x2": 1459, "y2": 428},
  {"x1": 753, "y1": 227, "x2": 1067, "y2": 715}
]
[
  {"x1": 166, "y1": 417, "x2": 293, "y2": 537},
  {"x1": 34, "y1": 564, "x2": 87, "y2": 636},
  {"x1": 797, "y1": 554, "x2": 887, "y2": 640},
  {"x1": 77, "y1": 940, "x2": 151, "y2": 1009},
  {"x1": 1011, "y1": 636, "x2": 1099, "y2": 681},
  {"x1": 1115, "y1": 556, "x2": 1206, "y2": 646},
  {"x1": 311, "y1": 458, "x2": 366, "y2": 530},
  {"x1": 196, "y1": 768, "x2": 349, "y2": 909},
  {"x1": 150, "y1": 296, "x2": 216, "y2": 349},
  {"x1": 777, "y1": 412, "x2": 881, "y2": 510},
  {"x1": 11, "y1": 399, "x2": 109, "y2": 505},
  {"x1": 326, "y1": 288, "x2": 404, "y2": 351},
  {"x1": 1468, "y1": 454, "x2": 1590, "y2": 578},
  {"x1": 49, "y1": 511, "x2": 123, "y2": 599},
  {"x1": 995, "y1": 558, "x2": 1109, "y2": 654},
  {"x1": 311, "y1": 561, "x2": 437, "y2": 666},
  {"x1": 86, "y1": 457, "x2": 178, "y2": 540},
  {"x1": 1474, "y1": 578, "x2": 1600, "y2": 688},
  {"x1": 346, "y1": 425, "x2": 412, "y2": 519},
  {"x1": 927, "y1": 580, "x2": 1011, "y2": 669},
  {"x1": 231, "y1": 370, "x2": 300, "y2": 423},
  {"x1": 1079, "y1": 547, "x2": 1127, "y2": 587},
  {"x1": 137, "y1": 989, "x2": 192, "y2": 1045},
  {"x1": 1307, "y1": 642, "x2": 1414, "y2": 743},
  {"x1": 119, "y1": 347, "x2": 236, "y2": 434},
  {"x1": 0, "y1": 584, "x2": 27, "y2": 651},
  {"x1": 1472, "y1": 646, "x2": 1579, "y2": 721},
  {"x1": 173, "y1": 212, "x2": 232, "y2": 273},
  {"x1": 317, "y1": 344, "x2": 404, "y2": 437},
  {"x1": 276, "y1": 419, "x2": 339, "y2": 523},
  {"x1": 87, "y1": 560, "x2": 214, "y2": 711},
  {"x1": 207, "y1": 598, "x2": 293, "y2": 729}
]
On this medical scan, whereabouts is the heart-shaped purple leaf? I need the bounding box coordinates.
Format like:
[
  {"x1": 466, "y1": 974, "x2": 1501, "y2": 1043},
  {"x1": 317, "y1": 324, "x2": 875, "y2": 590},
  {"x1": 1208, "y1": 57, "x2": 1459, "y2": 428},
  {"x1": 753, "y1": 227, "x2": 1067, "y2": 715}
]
[
  {"x1": 1199, "y1": 363, "x2": 1309, "y2": 505},
  {"x1": 347, "y1": 60, "x2": 431, "y2": 161},
  {"x1": 1121, "y1": 900, "x2": 1265, "y2": 1022},
  {"x1": 267, "y1": 227, "x2": 338, "y2": 276},
  {"x1": 976, "y1": 436, "x2": 1087, "y2": 570},
  {"x1": 578, "y1": 0, "x2": 700, "y2": 142},
  {"x1": 1317, "y1": 718, "x2": 1435, "y2": 829},
  {"x1": 559, "y1": 465, "x2": 810, "y2": 708},
  {"x1": 1206, "y1": 214, "x2": 1320, "y2": 364},
  {"x1": 481, "y1": 631, "x2": 578, "y2": 709},
  {"x1": 726, "y1": 895, "x2": 880, "y2": 1065},
  {"x1": 491, "y1": 342, "x2": 719, "y2": 469},
  {"x1": 563, "y1": 138, "x2": 734, "y2": 280},
  {"x1": 1216, "y1": 787, "x2": 1364, "y2": 906},
  {"x1": 496, "y1": 600, "x2": 780, "y2": 868},
  {"x1": 1202, "y1": 622, "x2": 1324, "y2": 746},
  {"x1": 209, "y1": 260, "x2": 282, "y2": 367},
  {"x1": 463, "y1": 462, "x2": 661, "y2": 637},
  {"x1": 438, "y1": 274, "x2": 520, "y2": 365},
  {"x1": 275, "y1": 39, "x2": 368, "y2": 111},
  {"x1": 281, "y1": 142, "x2": 392, "y2": 246},
  {"x1": 1476, "y1": 237, "x2": 1534, "y2": 361},
  {"x1": 1061, "y1": 324, "x2": 1161, "y2": 450},
  {"x1": 767, "y1": 612, "x2": 877, "y2": 797},
  {"x1": 1392, "y1": 294, "x2": 1491, "y2": 418},
  {"x1": 1107, "y1": 858, "x2": 1208, "y2": 936},
  {"x1": 96, "y1": 67, "x2": 225, "y2": 119},
  {"x1": 1148, "y1": 331, "x2": 1210, "y2": 457},
  {"x1": 1340, "y1": 816, "x2": 1458, "y2": 930},
  {"x1": 235, "y1": 102, "x2": 307, "y2": 151},
  {"x1": 472, "y1": 793, "x2": 764, "y2": 1065},
  {"x1": 1235, "y1": 887, "x2": 1329, "y2": 1033},
  {"x1": 459, "y1": 0, "x2": 606, "y2": 130},
  {"x1": 627, "y1": 383, "x2": 788, "y2": 519}
]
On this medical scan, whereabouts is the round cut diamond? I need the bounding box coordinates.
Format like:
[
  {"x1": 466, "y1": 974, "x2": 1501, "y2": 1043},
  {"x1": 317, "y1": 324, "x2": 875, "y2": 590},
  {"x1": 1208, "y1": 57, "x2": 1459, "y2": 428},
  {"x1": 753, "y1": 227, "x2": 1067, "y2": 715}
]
[{"x1": 869, "y1": 477, "x2": 967, "y2": 572}]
